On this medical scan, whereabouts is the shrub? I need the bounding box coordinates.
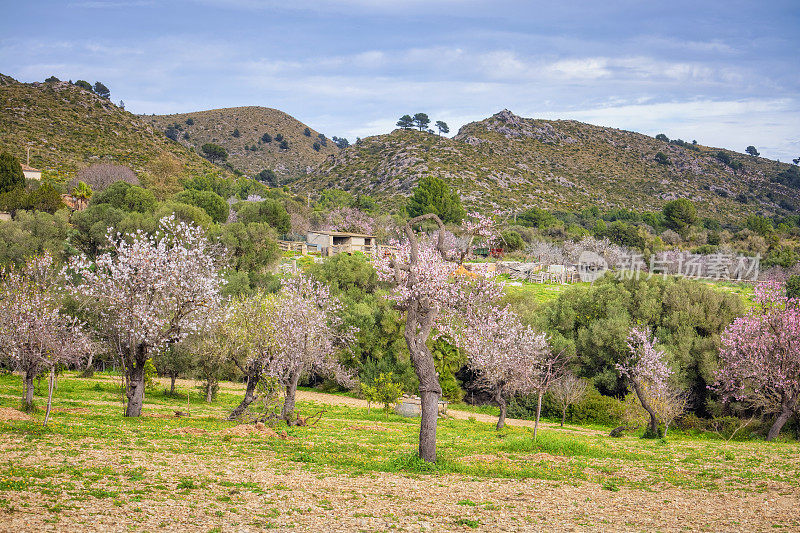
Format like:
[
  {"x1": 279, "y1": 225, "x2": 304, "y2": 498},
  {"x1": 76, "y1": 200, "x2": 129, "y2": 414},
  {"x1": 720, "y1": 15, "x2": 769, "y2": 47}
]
[
  {"x1": 662, "y1": 198, "x2": 697, "y2": 233},
  {"x1": 235, "y1": 199, "x2": 291, "y2": 233},
  {"x1": 787, "y1": 275, "x2": 800, "y2": 300},
  {"x1": 201, "y1": 143, "x2": 228, "y2": 163},
  {"x1": 406, "y1": 176, "x2": 465, "y2": 224},
  {"x1": 261, "y1": 133, "x2": 272, "y2": 143},
  {"x1": 186, "y1": 118, "x2": 194, "y2": 126},
  {"x1": 654, "y1": 152, "x2": 670, "y2": 165},
  {"x1": 507, "y1": 385, "x2": 626, "y2": 427},
  {"x1": 567, "y1": 386, "x2": 627, "y2": 426},
  {"x1": 500, "y1": 230, "x2": 525, "y2": 251},
  {"x1": 655, "y1": 133, "x2": 669, "y2": 142},
  {"x1": 174, "y1": 189, "x2": 229, "y2": 223},
  {"x1": 361, "y1": 372, "x2": 404, "y2": 416},
  {"x1": 92, "y1": 181, "x2": 156, "y2": 213},
  {"x1": 303, "y1": 127, "x2": 311, "y2": 137}
]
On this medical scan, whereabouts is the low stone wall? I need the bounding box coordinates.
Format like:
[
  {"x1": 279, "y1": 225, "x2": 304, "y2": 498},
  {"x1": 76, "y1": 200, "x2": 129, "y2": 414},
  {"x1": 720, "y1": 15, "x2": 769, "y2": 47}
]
[{"x1": 394, "y1": 395, "x2": 448, "y2": 418}]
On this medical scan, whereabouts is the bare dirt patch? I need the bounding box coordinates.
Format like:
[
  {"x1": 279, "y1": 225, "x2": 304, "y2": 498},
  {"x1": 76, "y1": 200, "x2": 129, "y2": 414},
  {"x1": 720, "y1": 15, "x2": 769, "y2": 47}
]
[
  {"x1": 219, "y1": 422, "x2": 292, "y2": 440},
  {"x1": 0, "y1": 407, "x2": 32, "y2": 421},
  {"x1": 169, "y1": 427, "x2": 209, "y2": 436}
]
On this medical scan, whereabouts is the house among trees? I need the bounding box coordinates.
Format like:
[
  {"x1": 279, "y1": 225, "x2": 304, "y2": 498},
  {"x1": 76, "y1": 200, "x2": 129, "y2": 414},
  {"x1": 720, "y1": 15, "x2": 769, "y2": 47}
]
[
  {"x1": 21, "y1": 164, "x2": 41, "y2": 180},
  {"x1": 306, "y1": 230, "x2": 377, "y2": 257}
]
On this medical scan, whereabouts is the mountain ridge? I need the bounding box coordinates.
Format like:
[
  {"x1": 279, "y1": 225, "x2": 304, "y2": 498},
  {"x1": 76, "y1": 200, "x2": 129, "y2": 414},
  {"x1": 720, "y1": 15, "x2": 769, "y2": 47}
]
[
  {"x1": 143, "y1": 106, "x2": 340, "y2": 179},
  {"x1": 293, "y1": 109, "x2": 799, "y2": 220},
  {"x1": 0, "y1": 74, "x2": 224, "y2": 179}
]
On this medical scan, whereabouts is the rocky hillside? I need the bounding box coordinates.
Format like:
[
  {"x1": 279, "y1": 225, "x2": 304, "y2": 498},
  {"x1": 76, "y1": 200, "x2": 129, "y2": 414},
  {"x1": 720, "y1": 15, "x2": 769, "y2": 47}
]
[
  {"x1": 0, "y1": 74, "x2": 221, "y2": 177},
  {"x1": 144, "y1": 107, "x2": 340, "y2": 179},
  {"x1": 297, "y1": 110, "x2": 799, "y2": 220}
]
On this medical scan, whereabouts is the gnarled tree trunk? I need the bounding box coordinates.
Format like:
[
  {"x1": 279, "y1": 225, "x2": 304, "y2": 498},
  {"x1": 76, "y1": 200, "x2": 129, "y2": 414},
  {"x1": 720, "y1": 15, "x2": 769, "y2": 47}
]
[
  {"x1": 81, "y1": 351, "x2": 95, "y2": 377},
  {"x1": 205, "y1": 379, "x2": 217, "y2": 403},
  {"x1": 767, "y1": 398, "x2": 797, "y2": 441},
  {"x1": 228, "y1": 372, "x2": 259, "y2": 420},
  {"x1": 494, "y1": 385, "x2": 507, "y2": 430},
  {"x1": 405, "y1": 300, "x2": 442, "y2": 463},
  {"x1": 631, "y1": 379, "x2": 660, "y2": 437},
  {"x1": 125, "y1": 353, "x2": 146, "y2": 417},
  {"x1": 282, "y1": 369, "x2": 302, "y2": 424}
]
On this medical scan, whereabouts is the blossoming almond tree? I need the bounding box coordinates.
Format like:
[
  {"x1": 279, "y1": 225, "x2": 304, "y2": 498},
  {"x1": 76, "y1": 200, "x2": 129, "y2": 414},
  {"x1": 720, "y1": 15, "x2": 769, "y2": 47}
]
[
  {"x1": 223, "y1": 292, "x2": 279, "y2": 420},
  {"x1": 449, "y1": 304, "x2": 550, "y2": 430},
  {"x1": 270, "y1": 274, "x2": 356, "y2": 424},
  {"x1": 375, "y1": 211, "x2": 500, "y2": 462},
  {"x1": 0, "y1": 253, "x2": 92, "y2": 423},
  {"x1": 68, "y1": 217, "x2": 223, "y2": 417},
  {"x1": 715, "y1": 281, "x2": 800, "y2": 441},
  {"x1": 618, "y1": 326, "x2": 674, "y2": 437}
]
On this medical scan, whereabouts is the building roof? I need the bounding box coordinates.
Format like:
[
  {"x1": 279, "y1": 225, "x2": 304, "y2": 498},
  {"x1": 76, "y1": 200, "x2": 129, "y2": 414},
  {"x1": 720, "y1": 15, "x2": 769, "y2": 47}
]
[
  {"x1": 21, "y1": 164, "x2": 40, "y2": 172},
  {"x1": 307, "y1": 230, "x2": 376, "y2": 238}
]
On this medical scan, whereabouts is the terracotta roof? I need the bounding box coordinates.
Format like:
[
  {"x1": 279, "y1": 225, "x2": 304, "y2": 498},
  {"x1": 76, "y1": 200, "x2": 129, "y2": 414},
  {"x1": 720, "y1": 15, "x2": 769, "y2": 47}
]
[{"x1": 21, "y1": 164, "x2": 40, "y2": 172}]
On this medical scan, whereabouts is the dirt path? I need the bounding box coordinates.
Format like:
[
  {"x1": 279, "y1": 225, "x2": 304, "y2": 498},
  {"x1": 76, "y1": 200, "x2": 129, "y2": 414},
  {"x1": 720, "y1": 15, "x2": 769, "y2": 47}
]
[
  {"x1": 294, "y1": 390, "x2": 602, "y2": 435},
  {"x1": 1, "y1": 373, "x2": 601, "y2": 435}
]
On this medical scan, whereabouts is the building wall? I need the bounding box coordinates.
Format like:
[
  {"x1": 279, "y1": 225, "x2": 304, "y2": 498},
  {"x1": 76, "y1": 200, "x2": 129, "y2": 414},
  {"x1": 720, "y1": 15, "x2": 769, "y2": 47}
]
[
  {"x1": 306, "y1": 232, "x2": 333, "y2": 251},
  {"x1": 23, "y1": 170, "x2": 41, "y2": 180}
]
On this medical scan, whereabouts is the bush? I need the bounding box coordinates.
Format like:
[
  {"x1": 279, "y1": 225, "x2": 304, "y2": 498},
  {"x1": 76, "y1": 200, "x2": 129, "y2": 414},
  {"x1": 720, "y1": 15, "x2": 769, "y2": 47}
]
[
  {"x1": 174, "y1": 189, "x2": 229, "y2": 223},
  {"x1": 201, "y1": 143, "x2": 228, "y2": 162},
  {"x1": 507, "y1": 385, "x2": 626, "y2": 427},
  {"x1": 500, "y1": 230, "x2": 525, "y2": 252},
  {"x1": 654, "y1": 152, "x2": 670, "y2": 165},
  {"x1": 361, "y1": 372, "x2": 404, "y2": 416},
  {"x1": 235, "y1": 199, "x2": 291, "y2": 233},
  {"x1": 662, "y1": 198, "x2": 697, "y2": 233},
  {"x1": 787, "y1": 275, "x2": 800, "y2": 300},
  {"x1": 566, "y1": 386, "x2": 627, "y2": 426},
  {"x1": 92, "y1": 181, "x2": 156, "y2": 213}
]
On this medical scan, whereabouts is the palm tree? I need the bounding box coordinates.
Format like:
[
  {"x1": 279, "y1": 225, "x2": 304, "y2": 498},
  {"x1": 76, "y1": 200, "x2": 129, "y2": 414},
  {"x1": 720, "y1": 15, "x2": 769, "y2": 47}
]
[{"x1": 71, "y1": 180, "x2": 93, "y2": 210}]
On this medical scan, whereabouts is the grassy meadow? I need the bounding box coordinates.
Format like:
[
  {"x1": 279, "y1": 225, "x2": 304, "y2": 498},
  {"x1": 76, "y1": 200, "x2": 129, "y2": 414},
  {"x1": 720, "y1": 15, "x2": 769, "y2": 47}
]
[{"x1": 0, "y1": 371, "x2": 798, "y2": 531}]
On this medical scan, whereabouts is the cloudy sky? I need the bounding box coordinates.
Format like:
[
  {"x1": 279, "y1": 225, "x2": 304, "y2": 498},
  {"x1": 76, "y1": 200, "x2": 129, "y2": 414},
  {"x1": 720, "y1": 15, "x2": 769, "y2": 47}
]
[{"x1": 2, "y1": 0, "x2": 798, "y2": 160}]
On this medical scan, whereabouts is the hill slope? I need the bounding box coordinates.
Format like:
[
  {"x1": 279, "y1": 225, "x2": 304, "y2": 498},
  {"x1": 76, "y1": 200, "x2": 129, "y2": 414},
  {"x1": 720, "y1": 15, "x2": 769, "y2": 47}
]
[
  {"x1": 143, "y1": 107, "x2": 339, "y2": 178},
  {"x1": 295, "y1": 109, "x2": 799, "y2": 220},
  {"x1": 0, "y1": 74, "x2": 222, "y2": 177}
]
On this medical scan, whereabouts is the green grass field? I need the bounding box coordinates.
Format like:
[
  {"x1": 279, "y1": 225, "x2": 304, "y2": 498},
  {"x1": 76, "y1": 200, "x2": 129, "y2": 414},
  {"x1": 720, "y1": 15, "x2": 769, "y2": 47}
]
[{"x1": 1, "y1": 372, "x2": 798, "y2": 531}]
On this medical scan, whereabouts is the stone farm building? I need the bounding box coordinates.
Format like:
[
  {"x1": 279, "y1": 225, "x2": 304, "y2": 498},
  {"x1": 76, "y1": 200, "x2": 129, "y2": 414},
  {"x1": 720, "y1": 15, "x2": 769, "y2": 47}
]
[
  {"x1": 21, "y1": 164, "x2": 41, "y2": 180},
  {"x1": 305, "y1": 230, "x2": 377, "y2": 257}
]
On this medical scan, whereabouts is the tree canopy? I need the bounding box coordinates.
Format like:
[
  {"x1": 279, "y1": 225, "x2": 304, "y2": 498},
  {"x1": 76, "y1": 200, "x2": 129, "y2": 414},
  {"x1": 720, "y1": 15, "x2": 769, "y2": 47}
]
[
  {"x1": 406, "y1": 176, "x2": 465, "y2": 224},
  {"x1": 0, "y1": 152, "x2": 25, "y2": 194}
]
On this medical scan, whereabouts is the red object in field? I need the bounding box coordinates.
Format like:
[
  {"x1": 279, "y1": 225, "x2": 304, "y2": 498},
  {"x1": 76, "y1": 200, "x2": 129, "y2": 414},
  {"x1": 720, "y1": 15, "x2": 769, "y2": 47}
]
[{"x1": 490, "y1": 248, "x2": 504, "y2": 258}]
